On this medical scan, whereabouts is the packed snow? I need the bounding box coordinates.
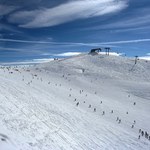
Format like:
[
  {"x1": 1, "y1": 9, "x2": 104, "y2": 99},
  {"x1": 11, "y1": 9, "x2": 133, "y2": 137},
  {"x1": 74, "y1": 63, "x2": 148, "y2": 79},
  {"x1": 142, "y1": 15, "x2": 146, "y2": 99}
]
[{"x1": 0, "y1": 54, "x2": 150, "y2": 150}]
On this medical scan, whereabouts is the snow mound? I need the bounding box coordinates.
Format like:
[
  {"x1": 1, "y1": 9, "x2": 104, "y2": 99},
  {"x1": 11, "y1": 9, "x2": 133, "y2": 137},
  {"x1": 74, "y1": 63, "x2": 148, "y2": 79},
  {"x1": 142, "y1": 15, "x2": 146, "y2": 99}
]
[{"x1": 0, "y1": 54, "x2": 150, "y2": 150}]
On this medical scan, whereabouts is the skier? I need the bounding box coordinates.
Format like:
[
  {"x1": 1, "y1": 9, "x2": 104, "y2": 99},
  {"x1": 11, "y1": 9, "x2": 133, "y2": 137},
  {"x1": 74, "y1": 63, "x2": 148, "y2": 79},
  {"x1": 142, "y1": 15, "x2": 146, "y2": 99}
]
[
  {"x1": 145, "y1": 132, "x2": 148, "y2": 139},
  {"x1": 138, "y1": 135, "x2": 140, "y2": 139},
  {"x1": 76, "y1": 102, "x2": 79, "y2": 106},
  {"x1": 116, "y1": 117, "x2": 119, "y2": 121},
  {"x1": 102, "y1": 111, "x2": 105, "y2": 115},
  {"x1": 118, "y1": 119, "x2": 121, "y2": 124},
  {"x1": 141, "y1": 131, "x2": 144, "y2": 136}
]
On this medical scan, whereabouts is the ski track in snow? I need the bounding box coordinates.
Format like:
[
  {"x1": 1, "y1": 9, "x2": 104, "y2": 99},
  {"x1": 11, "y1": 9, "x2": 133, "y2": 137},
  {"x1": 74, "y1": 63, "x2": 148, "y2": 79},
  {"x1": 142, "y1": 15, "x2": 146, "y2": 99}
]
[{"x1": 0, "y1": 54, "x2": 150, "y2": 150}]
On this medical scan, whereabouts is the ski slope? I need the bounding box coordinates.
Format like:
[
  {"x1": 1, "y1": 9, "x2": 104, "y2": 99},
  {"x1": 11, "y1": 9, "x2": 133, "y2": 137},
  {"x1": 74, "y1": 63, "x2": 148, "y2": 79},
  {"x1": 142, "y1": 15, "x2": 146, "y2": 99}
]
[{"x1": 0, "y1": 54, "x2": 150, "y2": 150}]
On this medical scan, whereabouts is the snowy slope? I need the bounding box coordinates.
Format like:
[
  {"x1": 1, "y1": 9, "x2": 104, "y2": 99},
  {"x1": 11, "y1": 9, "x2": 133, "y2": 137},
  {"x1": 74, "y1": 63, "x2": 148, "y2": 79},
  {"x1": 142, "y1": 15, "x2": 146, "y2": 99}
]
[{"x1": 0, "y1": 54, "x2": 150, "y2": 150}]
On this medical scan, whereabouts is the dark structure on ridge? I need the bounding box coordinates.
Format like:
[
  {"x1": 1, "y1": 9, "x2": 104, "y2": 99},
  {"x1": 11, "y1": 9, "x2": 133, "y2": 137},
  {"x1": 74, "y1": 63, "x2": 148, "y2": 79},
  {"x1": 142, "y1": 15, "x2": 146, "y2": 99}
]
[{"x1": 89, "y1": 48, "x2": 102, "y2": 55}]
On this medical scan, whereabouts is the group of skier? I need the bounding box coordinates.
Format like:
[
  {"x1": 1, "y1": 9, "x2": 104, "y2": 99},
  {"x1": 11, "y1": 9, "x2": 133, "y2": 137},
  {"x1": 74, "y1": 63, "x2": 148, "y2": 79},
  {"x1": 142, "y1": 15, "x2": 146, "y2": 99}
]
[{"x1": 139, "y1": 129, "x2": 150, "y2": 140}]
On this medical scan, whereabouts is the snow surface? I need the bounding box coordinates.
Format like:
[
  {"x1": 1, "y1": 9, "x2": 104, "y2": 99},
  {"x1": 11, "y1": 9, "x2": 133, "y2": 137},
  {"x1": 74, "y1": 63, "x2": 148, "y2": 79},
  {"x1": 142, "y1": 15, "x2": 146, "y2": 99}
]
[{"x1": 0, "y1": 54, "x2": 150, "y2": 150}]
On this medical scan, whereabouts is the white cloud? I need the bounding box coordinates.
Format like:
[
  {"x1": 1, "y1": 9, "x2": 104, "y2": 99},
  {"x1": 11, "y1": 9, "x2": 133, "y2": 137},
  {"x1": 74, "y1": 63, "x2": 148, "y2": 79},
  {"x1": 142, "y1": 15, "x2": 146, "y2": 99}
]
[
  {"x1": 43, "y1": 51, "x2": 122, "y2": 57},
  {"x1": 32, "y1": 58, "x2": 54, "y2": 63},
  {"x1": 56, "y1": 51, "x2": 123, "y2": 57},
  {"x1": 0, "y1": 52, "x2": 123, "y2": 66},
  {"x1": 139, "y1": 56, "x2": 150, "y2": 61},
  {"x1": 56, "y1": 52, "x2": 82, "y2": 57},
  {"x1": 139, "y1": 53, "x2": 150, "y2": 61},
  {"x1": 8, "y1": 0, "x2": 128, "y2": 28},
  {"x1": 99, "y1": 52, "x2": 123, "y2": 56},
  {"x1": 0, "y1": 58, "x2": 54, "y2": 65}
]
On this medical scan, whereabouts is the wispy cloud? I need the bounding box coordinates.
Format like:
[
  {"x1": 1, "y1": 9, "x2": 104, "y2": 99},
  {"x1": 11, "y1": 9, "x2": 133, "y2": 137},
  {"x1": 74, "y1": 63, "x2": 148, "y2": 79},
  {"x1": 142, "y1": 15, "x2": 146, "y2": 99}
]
[
  {"x1": 0, "y1": 4, "x2": 17, "y2": 16},
  {"x1": 8, "y1": 0, "x2": 128, "y2": 28},
  {"x1": 109, "y1": 26, "x2": 150, "y2": 33},
  {"x1": 103, "y1": 14, "x2": 150, "y2": 29},
  {"x1": 0, "y1": 47, "x2": 41, "y2": 53},
  {"x1": 8, "y1": 9, "x2": 41, "y2": 24},
  {"x1": 0, "y1": 38, "x2": 53, "y2": 44},
  {"x1": 98, "y1": 39, "x2": 150, "y2": 45},
  {"x1": 0, "y1": 58, "x2": 54, "y2": 65},
  {"x1": 0, "y1": 38, "x2": 116, "y2": 47},
  {"x1": 0, "y1": 38, "x2": 150, "y2": 46},
  {"x1": 0, "y1": 23, "x2": 22, "y2": 32},
  {"x1": 0, "y1": 47, "x2": 19, "y2": 52},
  {"x1": 84, "y1": 8, "x2": 150, "y2": 31}
]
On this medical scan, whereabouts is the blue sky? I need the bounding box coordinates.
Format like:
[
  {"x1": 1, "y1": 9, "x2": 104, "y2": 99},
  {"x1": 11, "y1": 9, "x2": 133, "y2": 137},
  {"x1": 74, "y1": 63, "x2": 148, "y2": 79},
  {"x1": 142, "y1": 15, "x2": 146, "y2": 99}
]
[{"x1": 0, "y1": 0, "x2": 150, "y2": 63}]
